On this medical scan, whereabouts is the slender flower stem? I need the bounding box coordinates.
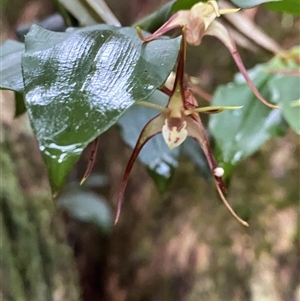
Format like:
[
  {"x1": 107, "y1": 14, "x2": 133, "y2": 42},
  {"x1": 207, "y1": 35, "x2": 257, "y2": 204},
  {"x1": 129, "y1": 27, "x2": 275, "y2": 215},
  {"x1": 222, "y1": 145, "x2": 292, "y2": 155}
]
[{"x1": 114, "y1": 114, "x2": 165, "y2": 224}]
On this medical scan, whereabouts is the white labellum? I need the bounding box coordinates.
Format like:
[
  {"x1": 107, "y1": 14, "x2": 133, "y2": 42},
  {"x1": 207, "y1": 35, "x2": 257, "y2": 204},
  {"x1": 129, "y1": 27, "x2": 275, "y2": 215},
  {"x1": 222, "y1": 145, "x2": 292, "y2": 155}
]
[{"x1": 162, "y1": 119, "x2": 188, "y2": 150}]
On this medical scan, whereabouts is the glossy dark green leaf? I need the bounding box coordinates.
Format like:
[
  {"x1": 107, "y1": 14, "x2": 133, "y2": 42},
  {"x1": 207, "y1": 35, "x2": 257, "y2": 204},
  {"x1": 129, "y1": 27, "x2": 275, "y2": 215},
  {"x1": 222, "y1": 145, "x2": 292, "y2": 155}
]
[
  {"x1": 229, "y1": 0, "x2": 282, "y2": 9},
  {"x1": 118, "y1": 90, "x2": 180, "y2": 192},
  {"x1": 209, "y1": 63, "x2": 289, "y2": 175},
  {"x1": 22, "y1": 24, "x2": 181, "y2": 192},
  {"x1": 264, "y1": 0, "x2": 300, "y2": 15}
]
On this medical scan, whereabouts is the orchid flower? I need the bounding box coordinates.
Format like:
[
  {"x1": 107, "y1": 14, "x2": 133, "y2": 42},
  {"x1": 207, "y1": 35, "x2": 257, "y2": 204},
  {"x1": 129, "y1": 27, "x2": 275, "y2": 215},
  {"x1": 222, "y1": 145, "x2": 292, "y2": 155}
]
[
  {"x1": 114, "y1": 28, "x2": 249, "y2": 227},
  {"x1": 137, "y1": 0, "x2": 279, "y2": 110}
]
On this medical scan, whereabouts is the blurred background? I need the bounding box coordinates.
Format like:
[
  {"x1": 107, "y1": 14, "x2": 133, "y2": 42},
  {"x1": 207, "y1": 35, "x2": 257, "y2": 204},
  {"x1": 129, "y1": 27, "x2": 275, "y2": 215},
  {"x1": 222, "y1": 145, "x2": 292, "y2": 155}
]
[{"x1": 1, "y1": 1, "x2": 299, "y2": 301}]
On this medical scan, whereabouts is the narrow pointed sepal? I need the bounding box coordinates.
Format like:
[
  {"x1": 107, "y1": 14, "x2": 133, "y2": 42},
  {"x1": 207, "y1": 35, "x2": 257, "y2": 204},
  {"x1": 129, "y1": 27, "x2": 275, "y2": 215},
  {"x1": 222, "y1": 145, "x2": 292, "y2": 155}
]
[
  {"x1": 219, "y1": 8, "x2": 240, "y2": 15},
  {"x1": 215, "y1": 180, "x2": 249, "y2": 227},
  {"x1": 80, "y1": 137, "x2": 99, "y2": 185},
  {"x1": 185, "y1": 105, "x2": 243, "y2": 115},
  {"x1": 205, "y1": 21, "x2": 279, "y2": 109},
  {"x1": 186, "y1": 117, "x2": 248, "y2": 226},
  {"x1": 185, "y1": 117, "x2": 226, "y2": 192},
  {"x1": 114, "y1": 114, "x2": 165, "y2": 224},
  {"x1": 136, "y1": 11, "x2": 189, "y2": 42}
]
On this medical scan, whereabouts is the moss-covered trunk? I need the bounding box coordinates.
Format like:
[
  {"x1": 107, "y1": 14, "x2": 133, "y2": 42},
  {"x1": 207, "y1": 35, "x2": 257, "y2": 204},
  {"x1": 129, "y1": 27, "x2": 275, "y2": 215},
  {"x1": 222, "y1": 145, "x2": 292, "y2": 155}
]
[{"x1": 0, "y1": 119, "x2": 81, "y2": 301}]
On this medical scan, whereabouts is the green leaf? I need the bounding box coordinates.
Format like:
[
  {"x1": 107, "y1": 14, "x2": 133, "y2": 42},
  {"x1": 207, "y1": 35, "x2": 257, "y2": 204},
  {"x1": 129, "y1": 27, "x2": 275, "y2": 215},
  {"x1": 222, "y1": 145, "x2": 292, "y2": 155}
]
[
  {"x1": 229, "y1": 0, "x2": 282, "y2": 9},
  {"x1": 118, "y1": 90, "x2": 180, "y2": 193},
  {"x1": 264, "y1": 0, "x2": 300, "y2": 15},
  {"x1": 22, "y1": 24, "x2": 181, "y2": 192},
  {"x1": 268, "y1": 76, "x2": 300, "y2": 134},
  {"x1": 209, "y1": 63, "x2": 290, "y2": 175},
  {"x1": 209, "y1": 46, "x2": 300, "y2": 172}
]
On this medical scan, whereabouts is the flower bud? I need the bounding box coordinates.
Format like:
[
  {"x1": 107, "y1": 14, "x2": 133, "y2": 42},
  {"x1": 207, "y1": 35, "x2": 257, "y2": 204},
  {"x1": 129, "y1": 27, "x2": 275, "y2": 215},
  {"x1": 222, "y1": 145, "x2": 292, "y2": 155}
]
[{"x1": 213, "y1": 167, "x2": 224, "y2": 177}]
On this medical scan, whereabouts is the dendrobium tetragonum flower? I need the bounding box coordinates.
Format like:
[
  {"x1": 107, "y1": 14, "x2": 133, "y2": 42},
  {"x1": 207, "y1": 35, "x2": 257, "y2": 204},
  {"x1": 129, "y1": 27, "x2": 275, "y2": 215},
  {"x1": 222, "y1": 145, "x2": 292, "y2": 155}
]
[
  {"x1": 137, "y1": 0, "x2": 279, "y2": 110},
  {"x1": 114, "y1": 29, "x2": 249, "y2": 226}
]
